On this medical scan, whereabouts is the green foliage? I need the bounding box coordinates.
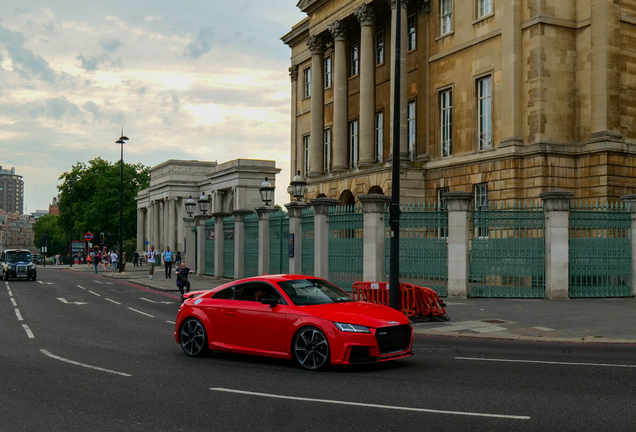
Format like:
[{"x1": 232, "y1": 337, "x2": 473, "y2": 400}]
[
  {"x1": 32, "y1": 214, "x2": 68, "y2": 255},
  {"x1": 57, "y1": 157, "x2": 151, "y2": 247},
  {"x1": 123, "y1": 238, "x2": 137, "y2": 261}
]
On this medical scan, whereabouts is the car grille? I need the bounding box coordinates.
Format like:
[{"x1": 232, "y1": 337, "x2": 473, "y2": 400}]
[
  {"x1": 16, "y1": 265, "x2": 27, "y2": 276},
  {"x1": 375, "y1": 325, "x2": 411, "y2": 354}
]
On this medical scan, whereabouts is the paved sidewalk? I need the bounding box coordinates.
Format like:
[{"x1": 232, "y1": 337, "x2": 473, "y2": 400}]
[{"x1": 42, "y1": 264, "x2": 636, "y2": 344}]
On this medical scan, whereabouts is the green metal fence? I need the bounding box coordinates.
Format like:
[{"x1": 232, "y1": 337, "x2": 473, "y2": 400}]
[
  {"x1": 222, "y1": 216, "x2": 235, "y2": 279},
  {"x1": 244, "y1": 213, "x2": 259, "y2": 278},
  {"x1": 328, "y1": 205, "x2": 363, "y2": 292},
  {"x1": 569, "y1": 202, "x2": 632, "y2": 297},
  {"x1": 301, "y1": 207, "x2": 315, "y2": 276},
  {"x1": 469, "y1": 201, "x2": 545, "y2": 298},
  {"x1": 384, "y1": 203, "x2": 448, "y2": 296},
  {"x1": 204, "y1": 220, "x2": 215, "y2": 276},
  {"x1": 269, "y1": 211, "x2": 289, "y2": 275}
]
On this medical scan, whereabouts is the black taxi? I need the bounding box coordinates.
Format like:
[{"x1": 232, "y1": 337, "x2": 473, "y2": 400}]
[{"x1": 1, "y1": 249, "x2": 37, "y2": 281}]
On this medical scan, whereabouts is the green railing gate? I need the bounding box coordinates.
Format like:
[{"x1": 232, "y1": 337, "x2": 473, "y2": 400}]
[
  {"x1": 269, "y1": 211, "x2": 289, "y2": 275},
  {"x1": 244, "y1": 213, "x2": 259, "y2": 278},
  {"x1": 384, "y1": 203, "x2": 448, "y2": 296},
  {"x1": 469, "y1": 201, "x2": 545, "y2": 298},
  {"x1": 204, "y1": 220, "x2": 215, "y2": 276},
  {"x1": 569, "y1": 202, "x2": 631, "y2": 297},
  {"x1": 328, "y1": 205, "x2": 363, "y2": 292},
  {"x1": 301, "y1": 207, "x2": 315, "y2": 276},
  {"x1": 222, "y1": 216, "x2": 235, "y2": 279}
]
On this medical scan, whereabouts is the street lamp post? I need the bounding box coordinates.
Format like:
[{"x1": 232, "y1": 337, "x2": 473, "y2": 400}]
[
  {"x1": 259, "y1": 178, "x2": 275, "y2": 207},
  {"x1": 68, "y1": 178, "x2": 75, "y2": 267},
  {"x1": 116, "y1": 128, "x2": 129, "y2": 273},
  {"x1": 290, "y1": 171, "x2": 307, "y2": 202}
]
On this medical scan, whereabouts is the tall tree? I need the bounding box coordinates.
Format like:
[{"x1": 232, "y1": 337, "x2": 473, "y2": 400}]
[
  {"x1": 57, "y1": 158, "x2": 150, "y2": 249},
  {"x1": 32, "y1": 214, "x2": 68, "y2": 255}
]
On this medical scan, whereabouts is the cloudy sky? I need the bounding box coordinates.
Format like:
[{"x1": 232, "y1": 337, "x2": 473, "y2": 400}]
[{"x1": 0, "y1": 0, "x2": 304, "y2": 213}]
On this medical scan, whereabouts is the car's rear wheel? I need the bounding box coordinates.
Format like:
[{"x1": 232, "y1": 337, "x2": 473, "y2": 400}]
[
  {"x1": 179, "y1": 318, "x2": 209, "y2": 357},
  {"x1": 293, "y1": 326, "x2": 330, "y2": 371}
]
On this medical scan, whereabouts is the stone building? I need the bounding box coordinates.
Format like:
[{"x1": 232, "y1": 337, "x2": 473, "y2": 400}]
[
  {"x1": 135, "y1": 159, "x2": 280, "y2": 260},
  {"x1": 0, "y1": 166, "x2": 24, "y2": 214},
  {"x1": 282, "y1": 0, "x2": 636, "y2": 205},
  {"x1": 0, "y1": 212, "x2": 34, "y2": 254}
]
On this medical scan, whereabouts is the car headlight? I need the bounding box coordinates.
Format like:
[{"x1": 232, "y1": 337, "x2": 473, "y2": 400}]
[
  {"x1": 334, "y1": 322, "x2": 371, "y2": 333},
  {"x1": 7, "y1": 264, "x2": 15, "y2": 269},
  {"x1": 28, "y1": 264, "x2": 36, "y2": 269}
]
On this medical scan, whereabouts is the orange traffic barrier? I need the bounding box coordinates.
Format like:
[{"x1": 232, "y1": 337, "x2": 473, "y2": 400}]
[{"x1": 352, "y1": 281, "x2": 446, "y2": 318}]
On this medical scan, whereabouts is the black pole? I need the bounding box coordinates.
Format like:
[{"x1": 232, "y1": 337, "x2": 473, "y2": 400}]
[
  {"x1": 119, "y1": 141, "x2": 123, "y2": 273},
  {"x1": 389, "y1": 0, "x2": 402, "y2": 310},
  {"x1": 69, "y1": 184, "x2": 73, "y2": 267}
]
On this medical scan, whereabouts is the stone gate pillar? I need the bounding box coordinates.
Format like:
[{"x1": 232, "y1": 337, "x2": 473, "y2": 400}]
[
  {"x1": 621, "y1": 194, "x2": 636, "y2": 297},
  {"x1": 286, "y1": 201, "x2": 311, "y2": 274},
  {"x1": 233, "y1": 209, "x2": 254, "y2": 279},
  {"x1": 256, "y1": 207, "x2": 277, "y2": 275},
  {"x1": 540, "y1": 191, "x2": 574, "y2": 300},
  {"x1": 359, "y1": 194, "x2": 390, "y2": 282},
  {"x1": 445, "y1": 192, "x2": 473, "y2": 298},
  {"x1": 311, "y1": 198, "x2": 340, "y2": 278},
  {"x1": 195, "y1": 215, "x2": 207, "y2": 276},
  {"x1": 213, "y1": 212, "x2": 228, "y2": 278}
]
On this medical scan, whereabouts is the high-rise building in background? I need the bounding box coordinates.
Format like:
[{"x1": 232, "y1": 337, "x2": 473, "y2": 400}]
[{"x1": 0, "y1": 166, "x2": 24, "y2": 215}]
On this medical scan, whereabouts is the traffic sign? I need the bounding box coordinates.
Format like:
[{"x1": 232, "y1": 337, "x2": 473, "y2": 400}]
[
  {"x1": 145, "y1": 240, "x2": 149, "y2": 245},
  {"x1": 84, "y1": 233, "x2": 94, "y2": 241}
]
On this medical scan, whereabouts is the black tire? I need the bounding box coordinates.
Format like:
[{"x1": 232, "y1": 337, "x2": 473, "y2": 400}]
[
  {"x1": 3, "y1": 271, "x2": 8, "y2": 281},
  {"x1": 292, "y1": 326, "x2": 330, "y2": 371},
  {"x1": 179, "y1": 318, "x2": 209, "y2": 357},
  {"x1": 31, "y1": 275, "x2": 37, "y2": 281}
]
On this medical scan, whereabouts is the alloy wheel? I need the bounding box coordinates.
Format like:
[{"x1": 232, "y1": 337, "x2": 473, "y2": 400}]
[
  {"x1": 293, "y1": 327, "x2": 330, "y2": 371},
  {"x1": 180, "y1": 318, "x2": 208, "y2": 357}
]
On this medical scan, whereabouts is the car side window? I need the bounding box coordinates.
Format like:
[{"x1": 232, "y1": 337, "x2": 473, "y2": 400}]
[{"x1": 212, "y1": 287, "x2": 234, "y2": 299}]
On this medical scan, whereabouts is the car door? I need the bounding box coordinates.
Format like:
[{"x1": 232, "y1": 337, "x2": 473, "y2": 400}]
[
  {"x1": 197, "y1": 286, "x2": 235, "y2": 347},
  {"x1": 225, "y1": 282, "x2": 288, "y2": 354}
]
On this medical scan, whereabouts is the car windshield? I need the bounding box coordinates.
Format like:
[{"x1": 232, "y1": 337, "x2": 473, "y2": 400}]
[
  {"x1": 6, "y1": 251, "x2": 32, "y2": 263},
  {"x1": 277, "y1": 279, "x2": 354, "y2": 306}
]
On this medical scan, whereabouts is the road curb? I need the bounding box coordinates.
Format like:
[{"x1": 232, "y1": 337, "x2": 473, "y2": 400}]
[{"x1": 413, "y1": 329, "x2": 636, "y2": 345}]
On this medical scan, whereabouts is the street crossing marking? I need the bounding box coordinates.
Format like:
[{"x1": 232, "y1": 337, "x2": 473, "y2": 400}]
[
  {"x1": 140, "y1": 297, "x2": 174, "y2": 305},
  {"x1": 14, "y1": 308, "x2": 23, "y2": 321},
  {"x1": 57, "y1": 298, "x2": 88, "y2": 305},
  {"x1": 456, "y1": 357, "x2": 636, "y2": 368},
  {"x1": 22, "y1": 324, "x2": 35, "y2": 339},
  {"x1": 40, "y1": 349, "x2": 132, "y2": 377},
  {"x1": 209, "y1": 388, "x2": 530, "y2": 420},
  {"x1": 127, "y1": 307, "x2": 154, "y2": 318},
  {"x1": 88, "y1": 290, "x2": 101, "y2": 297},
  {"x1": 105, "y1": 298, "x2": 121, "y2": 305}
]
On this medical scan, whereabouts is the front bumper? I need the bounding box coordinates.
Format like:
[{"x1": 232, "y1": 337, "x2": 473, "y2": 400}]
[
  {"x1": 5, "y1": 267, "x2": 37, "y2": 279},
  {"x1": 329, "y1": 325, "x2": 414, "y2": 365}
]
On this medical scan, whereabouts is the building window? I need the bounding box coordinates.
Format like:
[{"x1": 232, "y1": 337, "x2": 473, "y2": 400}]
[
  {"x1": 478, "y1": 0, "x2": 493, "y2": 18},
  {"x1": 440, "y1": 89, "x2": 452, "y2": 157},
  {"x1": 304, "y1": 67, "x2": 311, "y2": 98},
  {"x1": 375, "y1": 30, "x2": 384, "y2": 65},
  {"x1": 324, "y1": 128, "x2": 331, "y2": 174},
  {"x1": 350, "y1": 44, "x2": 359, "y2": 77},
  {"x1": 407, "y1": 101, "x2": 416, "y2": 160},
  {"x1": 441, "y1": 0, "x2": 453, "y2": 35},
  {"x1": 477, "y1": 76, "x2": 492, "y2": 151},
  {"x1": 303, "y1": 135, "x2": 310, "y2": 176},
  {"x1": 375, "y1": 111, "x2": 384, "y2": 163},
  {"x1": 438, "y1": 187, "x2": 449, "y2": 237},
  {"x1": 324, "y1": 56, "x2": 332, "y2": 89},
  {"x1": 474, "y1": 183, "x2": 489, "y2": 238},
  {"x1": 407, "y1": 15, "x2": 416, "y2": 51},
  {"x1": 349, "y1": 120, "x2": 359, "y2": 168}
]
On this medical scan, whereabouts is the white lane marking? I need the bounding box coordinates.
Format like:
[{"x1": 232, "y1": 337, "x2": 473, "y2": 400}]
[
  {"x1": 11, "y1": 298, "x2": 17, "y2": 307},
  {"x1": 88, "y1": 290, "x2": 101, "y2": 297},
  {"x1": 22, "y1": 324, "x2": 35, "y2": 339},
  {"x1": 140, "y1": 297, "x2": 174, "y2": 305},
  {"x1": 15, "y1": 308, "x2": 23, "y2": 321},
  {"x1": 166, "y1": 321, "x2": 175, "y2": 325},
  {"x1": 40, "y1": 349, "x2": 132, "y2": 377},
  {"x1": 209, "y1": 388, "x2": 530, "y2": 420},
  {"x1": 57, "y1": 298, "x2": 88, "y2": 305},
  {"x1": 105, "y1": 298, "x2": 121, "y2": 305},
  {"x1": 8, "y1": 290, "x2": 12, "y2": 297},
  {"x1": 532, "y1": 326, "x2": 555, "y2": 332},
  {"x1": 37, "y1": 281, "x2": 54, "y2": 285},
  {"x1": 456, "y1": 357, "x2": 636, "y2": 368},
  {"x1": 77, "y1": 285, "x2": 86, "y2": 290},
  {"x1": 93, "y1": 280, "x2": 113, "y2": 285},
  {"x1": 127, "y1": 307, "x2": 154, "y2": 318}
]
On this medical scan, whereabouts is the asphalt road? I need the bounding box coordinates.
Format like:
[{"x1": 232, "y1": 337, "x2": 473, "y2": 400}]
[{"x1": 2, "y1": 268, "x2": 636, "y2": 432}]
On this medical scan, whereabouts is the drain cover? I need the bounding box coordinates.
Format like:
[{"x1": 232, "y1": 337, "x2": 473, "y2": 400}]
[{"x1": 482, "y1": 319, "x2": 508, "y2": 324}]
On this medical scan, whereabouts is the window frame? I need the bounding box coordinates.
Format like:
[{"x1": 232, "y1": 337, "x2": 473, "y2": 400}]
[
  {"x1": 375, "y1": 111, "x2": 384, "y2": 163},
  {"x1": 407, "y1": 100, "x2": 416, "y2": 161},
  {"x1": 349, "y1": 119, "x2": 359, "y2": 168},
  {"x1": 324, "y1": 128, "x2": 331, "y2": 174},
  {"x1": 303, "y1": 67, "x2": 311, "y2": 98},
  {"x1": 477, "y1": 0, "x2": 493, "y2": 19},
  {"x1": 303, "y1": 135, "x2": 311, "y2": 176},
  {"x1": 375, "y1": 29, "x2": 385, "y2": 65},
  {"x1": 440, "y1": 88, "x2": 453, "y2": 158},
  {"x1": 407, "y1": 14, "x2": 417, "y2": 51},
  {"x1": 440, "y1": 0, "x2": 453, "y2": 36},
  {"x1": 324, "y1": 56, "x2": 332, "y2": 90},
  {"x1": 437, "y1": 187, "x2": 450, "y2": 238},
  {"x1": 477, "y1": 75, "x2": 492, "y2": 151},
  {"x1": 474, "y1": 183, "x2": 489, "y2": 239},
  {"x1": 349, "y1": 43, "x2": 359, "y2": 77}
]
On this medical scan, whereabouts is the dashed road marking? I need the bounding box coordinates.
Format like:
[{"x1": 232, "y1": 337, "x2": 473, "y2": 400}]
[
  {"x1": 57, "y1": 298, "x2": 88, "y2": 305},
  {"x1": 22, "y1": 324, "x2": 35, "y2": 339},
  {"x1": 14, "y1": 308, "x2": 23, "y2": 321},
  {"x1": 105, "y1": 298, "x2": 121, "y2": 305},
  {"x1": 140, "y1": 297, "x2": 174, "y2": 305},
  {"x1": 88, "y1": 290, "x2": 101, "y2": 297},
  {"x1": 93, "y1": 280, "x2": 113, "y2": 285},
  {"x1": 11, "y1": 298, "x2": 17, "y2": 307},
  {"x1": 40, "y1": 349, "x2": 132, "y2": 377},
  {"x1": 127, "y1": 307, "x2": 154, "y2": 318},
  {"x1": 166, "y1": 321, "x2": 175, "y2": 325},
  {"x1": 77, "y1": 285, "x2": 86, "y2": 290},
  {"x1": 456, "y1": 357, "x2": 636, "y2": 368}
]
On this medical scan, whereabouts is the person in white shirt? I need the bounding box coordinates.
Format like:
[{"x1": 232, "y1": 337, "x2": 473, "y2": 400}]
[
  {"x1": 146, "y1": 246, "x2": 158, "y2": 279},
  {"x1": 110, "y1": 251, "x2": 118, "y2": 273}
]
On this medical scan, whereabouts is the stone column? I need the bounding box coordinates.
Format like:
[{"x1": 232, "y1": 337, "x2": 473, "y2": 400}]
[
  {"x1": 183, "y1": 218, "x2": 196, "y2": 264},
  {"x1": 621, "y1": 194, "x2": 636, "y2": 297},
  {"x1": 285, "y1": 201, "x2": 311, "y2": 274},
  {"x1": 356, "y1": 4, "x2": 377, "y2": 166},
  {"x1": 233, "y1": 209, "x2": 254, "y2": 279},
  {"x1": 213, "y1": 213, "x2": 227, "y2": 278},
  {"x1": 359, "y1": 194, "x2": 390, "y2": 282},
  {"x1": 289, "y1": 65, "x2": 299, "y2": 177},
  {"x1": 176, "y1": 198, "x2": 184, "y2": 253},
  {"x1": 307, "y1": 35, "x2": 325, "y2": 176},
  {"x1": 149, "y1": 200, "x2": 157, "y2": 249},
  {"x1": 446, "y1": 192, "x2": 473, "y2": 298},
  {"x1": 540, "y1": 191, "x2": 574, "y2": 300},
  {"x1": 195, "y1": 215, "x2": 207, "y2": 276},
  {"x1": 311, "y1": 197, "x2": 340, "y2": 278},
  {"x1": 329, "y1": 20, "x2": 349, "y2": 171},
  {"x1": 500, "y1": 0, "x2": 523, "y2": 147},
  {"x1": 388, "y1": 0, "x2": 409, "y2": 160},
  {"x1": 256, "y1": 207, "x2": 278, "y2": 275},
  {"x1": 158, "y1": 200, "x2": 165, "y2": 251},
  {"x1": 137, "y1": 207, "x2": 145, "y2": 253},
  {"x1": 168, "y1": 197, "x2": 176, "y2": 251}
]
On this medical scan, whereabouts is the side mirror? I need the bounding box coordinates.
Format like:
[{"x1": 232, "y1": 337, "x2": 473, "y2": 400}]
[{"x1": 260, "y1": 295, "x2": 279, "y2": 308}]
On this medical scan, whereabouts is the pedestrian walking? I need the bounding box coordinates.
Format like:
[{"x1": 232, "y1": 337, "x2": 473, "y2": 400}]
[
  {"x1": 133, "y1": 250, "x2": 139, "y2": 267},
  {"x1": 146, "y1": 246, "x2": 158, "y2": 279},
  {"x1": 93, "y1": 252, "x2": 99, "y2": 274},
  {"x1": 175, "y1": 262, "x2": 194, "y2": 301},
  {"x1": 163, "y1": 246, "x2": 173, "y2": 278},
  {"x1": 175, "y1": 251, "x2": 182, "y2": 267},
  {"x1": 121, "y1": 251, "x2": 127, "y2": 272},
  {"x1": 110, "y1": 250, "x2": 118, "y2": 272}
]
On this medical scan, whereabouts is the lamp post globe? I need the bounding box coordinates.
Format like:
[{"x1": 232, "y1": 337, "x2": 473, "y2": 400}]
[
  {"x1": 198, "y1": 192, "x2": 209, "y2": 214},
  {"x1": 290, "y1": 170, "x2": 307, "y2": 201},
  {"x1": 185, "y1": 196, "x2": 196, "y2": 216},
  {"x1": 259, "y1": 177, "x2": 275, "y2": 206}
]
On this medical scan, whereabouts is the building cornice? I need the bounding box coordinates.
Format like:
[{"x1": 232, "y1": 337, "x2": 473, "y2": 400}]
[{"x1": 281, "y1": 17, "x2": 310, "y2": 48}]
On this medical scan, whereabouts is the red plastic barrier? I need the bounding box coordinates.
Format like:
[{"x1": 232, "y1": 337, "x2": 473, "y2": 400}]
[{"x1": 352, "y1": 281, "x2": 446, "y2": 318}]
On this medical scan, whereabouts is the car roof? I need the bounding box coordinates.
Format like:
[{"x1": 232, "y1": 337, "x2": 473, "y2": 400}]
[
  {"x1": 233, "y1": 274, "x2": 323, "y2": 283},
  {"x1": 4, "y1": 249, "x2": 28, "y2": 253}
]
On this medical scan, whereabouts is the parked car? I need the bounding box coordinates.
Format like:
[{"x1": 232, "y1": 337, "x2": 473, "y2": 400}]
[
  {"x1": 1, "y1": 249, "x2": 37, "y2": 281},
  {"x1": 175, "y1": 274, "x2": 413, "y2": 371}
]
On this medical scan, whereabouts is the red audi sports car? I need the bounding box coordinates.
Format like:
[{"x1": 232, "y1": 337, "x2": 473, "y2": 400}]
[{"x1": 174, "y1": 274, "x2": 413, "y2": 370}]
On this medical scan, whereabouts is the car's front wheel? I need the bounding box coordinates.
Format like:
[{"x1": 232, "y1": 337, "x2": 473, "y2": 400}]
[
  {"x1": 2, "y1": 271, "x2": 8, "y2": 281},
  {"x1": 293, "y1": 326, "x2": 330, "y2": 371},
  {"x1": 179, "y1": 318, "x2": 209, "y2": 357}
]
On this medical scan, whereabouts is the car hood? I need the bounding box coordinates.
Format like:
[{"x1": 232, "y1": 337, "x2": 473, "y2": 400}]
[{"x1": 293, "y1": 301, "x2": 410, "y2": 328}]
